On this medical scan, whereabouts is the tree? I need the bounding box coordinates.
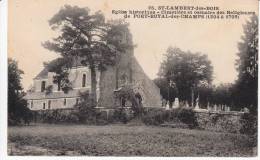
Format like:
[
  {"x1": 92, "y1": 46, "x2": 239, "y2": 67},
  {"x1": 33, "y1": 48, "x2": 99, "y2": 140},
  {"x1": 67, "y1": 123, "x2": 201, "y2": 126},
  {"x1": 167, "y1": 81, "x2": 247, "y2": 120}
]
[
  {"x1": 210, "y1": 83, "x2": 233, "y2": 107},
  {"x1": 234, "y1": 15, "x2": 258, "y2": 112},
  {"x1": 74, "y1": 91, "x2": 97, "y2": 123},
  {"x1": 114, "y1": 84, "x2": 144, "y2": 117},
  {"x1": 158, "y1": 47, "x2": 213, "y2": 106},
  {"x1": 8, "y1": 58, "x2": 32, "y2": 125},
  {"x1": 43, "y1": 5, "x2": 132, "y2": 104},
  {"x1": 153, "y1": 77, "x2": 177, "y2": 106}
]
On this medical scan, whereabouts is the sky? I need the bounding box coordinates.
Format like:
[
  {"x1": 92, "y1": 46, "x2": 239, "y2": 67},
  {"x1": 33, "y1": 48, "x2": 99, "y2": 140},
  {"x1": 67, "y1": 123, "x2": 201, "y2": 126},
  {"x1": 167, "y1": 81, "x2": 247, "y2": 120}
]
[{"x1": 8, "y1": 0, "x2": 258, "y2": 90}]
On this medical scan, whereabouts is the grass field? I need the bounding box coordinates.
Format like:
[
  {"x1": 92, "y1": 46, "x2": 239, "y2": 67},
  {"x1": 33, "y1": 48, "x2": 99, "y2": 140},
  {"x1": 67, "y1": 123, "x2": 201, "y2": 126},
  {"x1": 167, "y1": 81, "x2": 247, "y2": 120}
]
[{"x1": 8, "y1": 124, "x2": 257, "y2": 156}]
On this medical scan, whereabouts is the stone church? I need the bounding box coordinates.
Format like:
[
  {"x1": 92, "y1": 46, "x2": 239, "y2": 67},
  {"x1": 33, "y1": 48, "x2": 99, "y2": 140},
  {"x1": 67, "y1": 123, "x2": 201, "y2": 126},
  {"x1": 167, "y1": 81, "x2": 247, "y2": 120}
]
[{"x1": 25, "y1": 28, "x2": 162, "y2": 110}]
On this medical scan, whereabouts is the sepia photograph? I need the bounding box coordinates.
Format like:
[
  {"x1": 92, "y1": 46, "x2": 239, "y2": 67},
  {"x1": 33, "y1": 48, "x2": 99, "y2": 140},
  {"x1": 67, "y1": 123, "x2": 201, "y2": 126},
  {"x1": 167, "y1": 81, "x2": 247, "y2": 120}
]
[{"x1": 2, "y1": 0, "x2": 259, "y2": 158}]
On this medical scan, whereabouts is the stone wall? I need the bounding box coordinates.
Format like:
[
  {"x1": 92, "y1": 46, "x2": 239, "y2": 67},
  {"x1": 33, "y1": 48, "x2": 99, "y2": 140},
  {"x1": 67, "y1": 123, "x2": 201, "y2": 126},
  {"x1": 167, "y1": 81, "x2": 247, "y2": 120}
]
[
  {"x1": 31, "y1": 108, "x2": 77, "y2": 123},
  {"x1": 142, "y1": 107, "x2": 247, "y2": 133},
  {"x1": 31, "y1": 107, "x2": 134, "y2": 123},
  {"x1": 194, "y1": 110, "x2": 244, "y2": 133},
  {"x1": 99, "y1": 53, "x2": 161, "y2": 108},
  {"x1": 27, "y1": 95, "x2": 81, "y2": 110}
]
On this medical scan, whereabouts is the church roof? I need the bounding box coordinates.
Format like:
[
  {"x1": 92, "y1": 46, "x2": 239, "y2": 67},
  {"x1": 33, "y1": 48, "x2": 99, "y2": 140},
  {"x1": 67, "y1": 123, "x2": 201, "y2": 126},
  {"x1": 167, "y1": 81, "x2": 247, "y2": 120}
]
[
  {"x1": 34, "y1": 67, "x2": 49, "y2": 79},
  {"x1": 34, "y1": 57, "x2": 86, "y2": 80}
]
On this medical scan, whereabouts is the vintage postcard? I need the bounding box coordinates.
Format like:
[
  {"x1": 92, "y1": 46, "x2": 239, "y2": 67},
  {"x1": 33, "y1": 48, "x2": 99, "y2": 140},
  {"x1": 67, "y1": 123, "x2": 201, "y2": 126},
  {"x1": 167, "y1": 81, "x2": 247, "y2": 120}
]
[{"x1": 1, "y1": 0, "x2": 259, "y2": 158}]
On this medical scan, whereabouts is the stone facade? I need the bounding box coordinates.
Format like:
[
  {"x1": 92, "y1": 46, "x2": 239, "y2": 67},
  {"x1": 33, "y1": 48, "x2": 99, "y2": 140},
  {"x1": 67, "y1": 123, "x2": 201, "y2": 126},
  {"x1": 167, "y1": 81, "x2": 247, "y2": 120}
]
[
  {"x1": 98, "y1": 52, "x2": 161, "y2": 108},
  {"x1": 25, "y1": 26, "x2": 162, "y2": 110},
  {"x1": 25, "y1": 66, "x2": 100, "y2": 110},
  {"x1": 25, "y1": 54, "x2": 161, "y2": 110}
]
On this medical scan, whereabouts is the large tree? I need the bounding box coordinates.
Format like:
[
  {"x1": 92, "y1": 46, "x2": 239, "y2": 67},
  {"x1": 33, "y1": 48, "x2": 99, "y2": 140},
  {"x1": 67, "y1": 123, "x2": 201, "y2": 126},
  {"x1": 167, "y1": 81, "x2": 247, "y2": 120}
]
[
  {"x1": 210, "y1": 83, "x2": 233, "y2": 106},
  {"x1": 8, "y1": 58, "x2": 31, "y2": 125},
  {"x1": 43, "y1": 5, "x2": 132, "y2": 104},
  {"x1": 158, "y1": 47, "x2": 213, "y2": 106},
  {"x1": 234, "y1": 15, "x2": 258, "y2": 112}
]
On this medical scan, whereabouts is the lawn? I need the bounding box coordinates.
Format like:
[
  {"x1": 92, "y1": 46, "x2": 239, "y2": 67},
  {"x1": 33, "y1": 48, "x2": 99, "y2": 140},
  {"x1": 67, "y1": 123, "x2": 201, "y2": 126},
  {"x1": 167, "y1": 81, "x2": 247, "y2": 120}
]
[{"x1": 8, "y1": 124, "x2": 256, "y2": 156}]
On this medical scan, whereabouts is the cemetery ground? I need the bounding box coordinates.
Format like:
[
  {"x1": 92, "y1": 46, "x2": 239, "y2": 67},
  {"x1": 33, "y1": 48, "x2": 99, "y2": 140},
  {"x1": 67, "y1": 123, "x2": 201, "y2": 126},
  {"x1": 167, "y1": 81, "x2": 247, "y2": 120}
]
[{"x1": 8, "y1": 124, "x2": 256, "y2": 156}]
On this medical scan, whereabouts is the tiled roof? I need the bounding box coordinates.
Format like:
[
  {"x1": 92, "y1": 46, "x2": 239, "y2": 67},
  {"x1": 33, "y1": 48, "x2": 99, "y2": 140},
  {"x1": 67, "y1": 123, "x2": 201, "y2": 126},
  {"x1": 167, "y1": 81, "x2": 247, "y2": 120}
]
[
  {"x1": 34, "y1": 57, "x2": 86, "y2": 79},
  {"x1": 34, "y1": 67, "x2": 49, "y2": 79}
]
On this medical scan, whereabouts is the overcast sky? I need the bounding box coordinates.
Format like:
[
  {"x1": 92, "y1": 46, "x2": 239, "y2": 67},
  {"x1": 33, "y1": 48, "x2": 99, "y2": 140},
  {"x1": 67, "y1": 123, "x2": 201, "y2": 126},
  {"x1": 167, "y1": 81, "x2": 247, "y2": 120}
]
[{"x1": 8, "y1": 0, "x2": 258, "y2": 90}]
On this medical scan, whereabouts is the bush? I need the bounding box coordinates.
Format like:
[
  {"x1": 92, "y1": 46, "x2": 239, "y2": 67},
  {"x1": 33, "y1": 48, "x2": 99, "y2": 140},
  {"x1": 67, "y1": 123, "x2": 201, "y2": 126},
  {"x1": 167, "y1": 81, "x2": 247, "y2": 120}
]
[
  {"x1": 240, "y1": 113, "x2": 257, "y2": 135},
  {"x1": 112, "y1": 109, "x2": 128, "y2": 123},
  {"x1": 8, "y1": 100, "x2": 34, "y2": 126},
  {"x1": 39, "y1": 109, "x2": 79, "y2": 123},
  {"x1": 142, "y1": 108, "x2": 198, "y2": 128},
  {"x1": 142, "y1": 108, "x2": 165, "y2": 125},
  {"x1": 34, "y1": 108, "x2": 133, "y2": 125},
  {"x1": 177, "y1": 108, "x2": 198, "y2": 128}
]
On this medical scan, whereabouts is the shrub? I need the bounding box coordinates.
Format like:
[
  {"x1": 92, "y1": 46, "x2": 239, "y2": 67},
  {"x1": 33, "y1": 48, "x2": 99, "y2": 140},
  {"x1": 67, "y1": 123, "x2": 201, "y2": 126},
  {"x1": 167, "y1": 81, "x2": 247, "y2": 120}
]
[
  {"x1": 240, "y1": 113, "x2": 257, "y2": 135},
  {"x1": 142, "y1": 108, "x2": 198, "y2": 128},
  {"x1": 74, "y1": 91, "x2": 98, "y2": 124},
  {"x1": 37, "y1": 109, "x2": 79, "y2": 124},
  {"x1": 142, "y1": 108, "x2": 165, "y2": 125},
  {"x1": 177, "y1": 108, "x2": 198, "y2": 128},
  {"x1": 112, "y1": 109, "x2": 127, "y2": 123}
]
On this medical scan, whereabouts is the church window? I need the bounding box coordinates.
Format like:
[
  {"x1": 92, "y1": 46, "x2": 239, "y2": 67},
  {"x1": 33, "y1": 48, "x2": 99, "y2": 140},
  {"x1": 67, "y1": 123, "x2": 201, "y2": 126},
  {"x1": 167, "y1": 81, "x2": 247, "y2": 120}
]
[
  {"x1": 120, "y1": 74, "x2": 128, "y2": 86},
  {"x1": 31, "y1": 101, "x2": 33, "y2": 108},
  {"x1": 76, "y1": 98, "x2": 79, "y2": 105},
  {"x1": 121, "y1": 97, "x2": 126, "y2": 107},
  {"x1": 41, "y1": 81, "x2": 46, "y2": 92},
  {"x1": 82, "y1": 74, "x2": 86, "y2": 87},
  {"x1": 43, "y1": 102, "x2": 46, "y2": 109},
  {"x1": 48, "y1": 100, "x2": 51, "y2": 109},
  {"x1": 57, "y1": 80, "x2": 61, "y2": 91},
  {"x1": 64, "y1": 98, "x2": 66, "y2": 106}
]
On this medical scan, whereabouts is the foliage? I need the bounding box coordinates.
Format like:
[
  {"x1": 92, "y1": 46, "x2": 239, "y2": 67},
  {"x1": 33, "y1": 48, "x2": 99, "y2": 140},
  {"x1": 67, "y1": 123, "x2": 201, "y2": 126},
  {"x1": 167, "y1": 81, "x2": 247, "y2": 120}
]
[
  {"x1": 45, "y1": 85, "x2": 53, "y2": 95},
  {"x1": 115, "y1": 84, "x2": 144, "y2": 117},
  {"x1": 43, "y1": 5, "x2": 133, "y2": 104},
  {"x1": 111, "y1": 108, "x2": 129, "y2": 124},
  {"x1": 234, "y1": 15, "x2": 258, "y2": 113},
  {"x1": 153, "y1": 78, "x2": 176, "y2": 105},
  {"x1": 142, "y1": 108, "x2": 165, "y2": 125},
  {"x1": 44, "y1": 58, "x2": 73, "y2": 93},
  {"x1": 209, "y1": 83, "x2": 233, "y2": 107},
  {"x1": 240, "y1": 113, "x2": 257, "y2": 135},
  {"x1": 74, "y1": 91, "x2": 97, "y2": 124},
  {"x1": 36, "y1": 108, "x2": 132, "y2": 125},
  {"x1": 39, "y1": 110, "x2": 79, "y2": 123},
  {"x1": 176, "y1": 108, "x2": 198, "y2": 128},
  {"x1": 142, "y1": 108, "x2": 198, "y2": 128},
  {"x1": 8, "y1": 58, "x2": 33, "y2": 125},
  {"x1": 157, "y1": 47, "x2": 213, "y2": 106}
]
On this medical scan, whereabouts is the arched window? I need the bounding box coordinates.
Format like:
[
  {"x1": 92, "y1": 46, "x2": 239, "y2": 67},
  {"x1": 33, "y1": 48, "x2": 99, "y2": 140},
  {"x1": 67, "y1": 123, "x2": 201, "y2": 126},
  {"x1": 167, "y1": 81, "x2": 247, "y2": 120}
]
[
  {"x1": 76, "y1": 98, "x2": 79, "y2": 105},
  {"x1": 64, "y1": 98, "x2": 66, "y2": 106},
  {"x1": 48, "y1": 100, "x2": 51, "y2": 109},
  {"x1": 31, "y1": 101, "x2": 33, "y2": 108},
  {"x1": 120, "y1": 74, "x2": 128, "y2": 86},
  {"x1": 43, "y1": 102, "x2": 46, "y2": 109},
  {"x1": 82, "y1": 74, "x2": 86, "y2": 87},
  {"x1": 57, "y1": 80, "x2": 61, "y2": 91},
  {"x1": 41, "y1": 81, "x2": 46, "y2": 92}
]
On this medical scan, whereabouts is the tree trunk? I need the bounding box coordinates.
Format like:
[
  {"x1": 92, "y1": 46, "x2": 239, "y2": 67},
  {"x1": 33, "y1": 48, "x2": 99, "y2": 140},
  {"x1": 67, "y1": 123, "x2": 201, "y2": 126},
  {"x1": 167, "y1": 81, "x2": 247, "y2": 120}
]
[
  {"x1": 116, "y1": 67, "x2": 119, "y2": 89},
  {"x1": 90, "y1": 66, "x2": 97, "y2": 105},
  {"x1": 191, "y1": 87, "x2": 194, "y2": 107}
]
